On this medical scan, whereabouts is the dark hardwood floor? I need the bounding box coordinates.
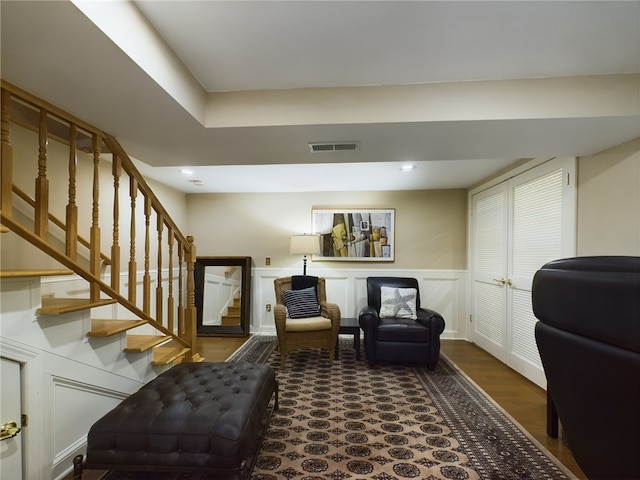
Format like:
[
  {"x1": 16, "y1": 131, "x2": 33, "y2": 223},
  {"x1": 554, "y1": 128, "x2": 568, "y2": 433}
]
[
  {"x1": 194, "y1": 335, "x2": 248, "y2": 362},
  {"x1": 67, "y1": 336, "x2": 585, "y2": 480}
]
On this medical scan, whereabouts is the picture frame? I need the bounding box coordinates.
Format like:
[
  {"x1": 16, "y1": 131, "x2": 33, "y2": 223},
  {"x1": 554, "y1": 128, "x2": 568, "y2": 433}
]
[{"x1": 312, "y1": 208, "x2": 395, "y2": 262}]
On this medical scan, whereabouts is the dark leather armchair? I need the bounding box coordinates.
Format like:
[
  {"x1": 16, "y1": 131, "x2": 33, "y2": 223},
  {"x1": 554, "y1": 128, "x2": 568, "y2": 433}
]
[
  {"x1": 532, "y1": 256, "x2": 640, "y2": 480},
  {"x1": 359, "y1": 277, "x2": 445, "y2": 369}
]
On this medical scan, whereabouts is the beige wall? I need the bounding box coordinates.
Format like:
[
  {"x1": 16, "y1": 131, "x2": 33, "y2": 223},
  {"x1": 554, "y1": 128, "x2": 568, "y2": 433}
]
[
  {"x1": 186, "y1": 189, "x2": 468, "y2": 271},
  {"x1": 577, "y1": 137, "x2": 640, "y2": 256}
]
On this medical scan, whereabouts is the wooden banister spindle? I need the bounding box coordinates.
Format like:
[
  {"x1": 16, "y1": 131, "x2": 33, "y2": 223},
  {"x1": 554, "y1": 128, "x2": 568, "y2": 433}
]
[
  {"x1": 155, "y1": 214, "x2": 163, "y2": 325},
  {"x1": 128, "y1": 177, "x2": 138, "y2": 303},
  {"x1": 65, "y1": 124, "x2": 78, "y2": 260},
  {"x1": 111, "y1": 154, "x2": 121, "y2": 291},
  {"x1": 1, "y1": 89, "x2": 13, "y2": 217},
  {"x1": 178, "y1": 238, "x2": 185, "y2": 335},
  {"x1": 167, "y1": 230, "x2": 175, "y2": 333},
  {"x1": 89, "y1": 133, "x2": 102, "y2": 301},
  {"x1": 34, "y1": 109, "x2": 49, "y2": 239},
  {"x1": 143, "y1": 195, "x2": 151, "y2": 314}
]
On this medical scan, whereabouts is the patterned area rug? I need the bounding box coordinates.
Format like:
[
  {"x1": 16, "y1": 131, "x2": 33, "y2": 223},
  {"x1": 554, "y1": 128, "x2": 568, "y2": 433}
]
[
  {"x1": 231, "y1": 336, "x2": 576, "y2": 480},
  {"x1": 102, "y1": 336, "x2": 576, "y2": 480}
]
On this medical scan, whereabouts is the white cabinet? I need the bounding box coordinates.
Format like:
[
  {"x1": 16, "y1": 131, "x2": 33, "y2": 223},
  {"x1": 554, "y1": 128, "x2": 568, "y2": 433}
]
[{"x1": 470, "y1": 157, "x2": 576, "y2": 388}]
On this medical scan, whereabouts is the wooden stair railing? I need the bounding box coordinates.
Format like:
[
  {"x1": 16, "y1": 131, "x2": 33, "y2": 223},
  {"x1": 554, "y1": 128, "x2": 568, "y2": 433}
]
[
  {"x1": 12, "y1": 184, "x2": 111, "y2": 266},
  {"x1": 0, "y1": 81, "x2": 202, "y2": 364}
]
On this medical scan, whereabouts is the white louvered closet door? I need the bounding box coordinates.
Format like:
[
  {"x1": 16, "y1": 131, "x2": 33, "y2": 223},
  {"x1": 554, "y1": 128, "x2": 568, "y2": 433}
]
[
  {"x1": 471, "y1": 182, "x2": 509, "y2": 364},
  {"x1": 471, "y1": 157, "x2": 576, "y2": 388}
]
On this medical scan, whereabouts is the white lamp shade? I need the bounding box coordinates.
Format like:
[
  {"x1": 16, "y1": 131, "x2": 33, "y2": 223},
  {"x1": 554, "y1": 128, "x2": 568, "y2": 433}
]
[{"x1": 290, "y1": 234, "x2": 321, "y2": 255}]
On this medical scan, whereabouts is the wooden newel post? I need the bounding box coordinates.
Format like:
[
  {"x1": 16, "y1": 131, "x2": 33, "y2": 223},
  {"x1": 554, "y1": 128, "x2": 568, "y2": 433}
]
[{"x1": 183, "y1": 235, "x2": 202, "y2": 362}]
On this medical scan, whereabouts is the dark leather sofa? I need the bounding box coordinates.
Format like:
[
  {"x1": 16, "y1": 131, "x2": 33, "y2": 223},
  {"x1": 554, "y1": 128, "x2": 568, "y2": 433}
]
[
  {"x1": 532, "y1": 256, "x2": 640, "y2": 480},
  {"x1": 359, "y1": 277, "x2": 445, "y2": 369}
]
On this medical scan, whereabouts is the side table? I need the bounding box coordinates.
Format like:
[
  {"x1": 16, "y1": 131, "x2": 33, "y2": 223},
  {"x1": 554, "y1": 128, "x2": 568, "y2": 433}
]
[{"x1": 335, "y1": 317, "x2": 361, "y2": 360}]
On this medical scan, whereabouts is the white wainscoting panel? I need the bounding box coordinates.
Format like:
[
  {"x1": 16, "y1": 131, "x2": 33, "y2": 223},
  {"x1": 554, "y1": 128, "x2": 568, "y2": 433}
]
[
  {"x1": 251, "y1": 268, "x2": 468, "y2": 339},
  {"x1": 49, "y1": 373, "x2": 132, "y2": 479}
]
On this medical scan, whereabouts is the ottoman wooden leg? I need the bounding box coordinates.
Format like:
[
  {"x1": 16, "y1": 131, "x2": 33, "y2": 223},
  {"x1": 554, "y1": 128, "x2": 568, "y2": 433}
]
[{"x1": 73, "y1": 454, "x2": 83, "y2": 480}]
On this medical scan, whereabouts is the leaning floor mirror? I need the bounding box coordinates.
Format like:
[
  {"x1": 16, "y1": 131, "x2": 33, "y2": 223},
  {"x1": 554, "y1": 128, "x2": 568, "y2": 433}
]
[{"x1": 195, "y1": 256, "x2": 251, "y2": 337}]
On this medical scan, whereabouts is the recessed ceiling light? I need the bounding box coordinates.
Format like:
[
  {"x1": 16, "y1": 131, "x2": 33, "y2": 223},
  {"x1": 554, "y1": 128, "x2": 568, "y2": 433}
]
[
  {"x1": 189, "y1": 179, "x2": 204, "y2": 187},
  {"x1": 179, "y1": 168, "x2": 194, "y2": 176},
  {"x1": 400, "y1": 165, "x2": 416, "y2": 172}
]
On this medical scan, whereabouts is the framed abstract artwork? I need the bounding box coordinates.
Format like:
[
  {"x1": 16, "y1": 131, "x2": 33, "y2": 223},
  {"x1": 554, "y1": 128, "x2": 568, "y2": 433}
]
[{"x1": 312, "y1": 208, "x2": 395, "y2": 261}]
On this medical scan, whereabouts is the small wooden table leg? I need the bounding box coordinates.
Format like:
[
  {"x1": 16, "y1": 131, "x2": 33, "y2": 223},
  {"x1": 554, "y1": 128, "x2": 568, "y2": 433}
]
[
  {"x1": 335, "y1": 322, "x2": 361, "y2": 360},
  {"x1": 547, "y1": 390, "x2": 558, "y2": 438}
]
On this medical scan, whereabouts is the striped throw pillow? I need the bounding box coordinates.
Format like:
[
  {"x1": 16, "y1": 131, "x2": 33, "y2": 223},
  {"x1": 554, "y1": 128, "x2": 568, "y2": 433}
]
[{"x1": 283, "y1": 286, "x2": 320, "y2": 319}]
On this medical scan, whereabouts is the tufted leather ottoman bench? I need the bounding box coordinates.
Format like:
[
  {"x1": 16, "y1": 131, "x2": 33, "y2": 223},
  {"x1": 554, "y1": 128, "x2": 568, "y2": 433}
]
[{"x1": 73, "y1": 362, "x2": 277, "y2": 479}]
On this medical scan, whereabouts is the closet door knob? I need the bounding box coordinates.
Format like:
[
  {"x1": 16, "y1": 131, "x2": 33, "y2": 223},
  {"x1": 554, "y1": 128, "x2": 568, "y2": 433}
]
[{"x1": 0, "y1": 421, "x2": 21, "y2": 441}]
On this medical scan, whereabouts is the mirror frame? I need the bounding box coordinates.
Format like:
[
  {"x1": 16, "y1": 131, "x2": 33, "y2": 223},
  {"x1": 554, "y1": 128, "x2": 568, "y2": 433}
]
[{"x1": 195, "y1": 256, "x2": 251, "y2": 337}]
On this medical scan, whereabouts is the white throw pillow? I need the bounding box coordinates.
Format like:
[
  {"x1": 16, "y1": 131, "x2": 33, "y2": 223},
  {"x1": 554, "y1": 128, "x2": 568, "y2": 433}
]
[{"x1": 379, "y1": 286, "x2": 418, "y2": 320}]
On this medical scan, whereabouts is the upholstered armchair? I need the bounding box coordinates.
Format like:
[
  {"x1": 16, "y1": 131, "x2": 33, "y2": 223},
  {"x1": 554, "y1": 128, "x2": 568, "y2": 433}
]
[
  {"x1": 533, "y1": 256, "x2": 640, "y2": 480},
  {"x1": 273, "y1": 276, "x2": 341, "y2": 369},
  {"x1": 359, "y1": 277, "x2": 445, "y2": 370}
]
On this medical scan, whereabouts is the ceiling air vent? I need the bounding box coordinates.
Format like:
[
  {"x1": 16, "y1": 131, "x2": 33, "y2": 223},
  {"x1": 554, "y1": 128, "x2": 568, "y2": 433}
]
[{"x1": 308, "y1": 142, "x2": 360, "y2": 153}]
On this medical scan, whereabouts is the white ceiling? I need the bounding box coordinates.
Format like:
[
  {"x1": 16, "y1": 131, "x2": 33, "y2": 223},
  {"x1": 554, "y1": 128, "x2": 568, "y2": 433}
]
[
  {"x1": 134, "y1": 0, "x2": 640, "y2": 91},
  {"x1": 2, "y1": 1, "x2": 639, "y2": 193}
]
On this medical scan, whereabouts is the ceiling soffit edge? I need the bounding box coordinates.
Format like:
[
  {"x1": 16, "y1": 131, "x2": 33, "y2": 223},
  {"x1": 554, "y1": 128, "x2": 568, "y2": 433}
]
[{"x1": 203, "y1": 74, "x2": 640, "y2": 128}]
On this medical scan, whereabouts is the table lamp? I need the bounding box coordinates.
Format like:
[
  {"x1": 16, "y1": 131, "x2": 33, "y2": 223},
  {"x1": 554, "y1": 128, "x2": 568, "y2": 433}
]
[{"x1": 290, "y1": 234, "x2": 321, "y2": 275}]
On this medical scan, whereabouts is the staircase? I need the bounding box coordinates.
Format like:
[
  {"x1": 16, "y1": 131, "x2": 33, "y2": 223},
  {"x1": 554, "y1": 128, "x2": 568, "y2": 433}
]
[
  {"x1": 221, "y1": 295, "x2": 242, "y2": 326},
  {"x1": 0, "y1": 81, "x2": 202, "y2": 367},
  {"x1": 0, "y1": 80, "x2": 209, "y2": 479}
]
